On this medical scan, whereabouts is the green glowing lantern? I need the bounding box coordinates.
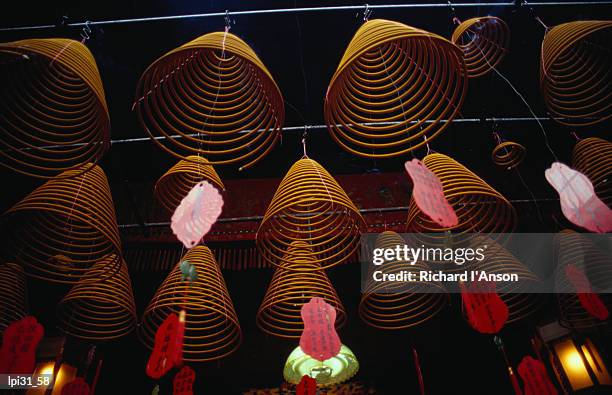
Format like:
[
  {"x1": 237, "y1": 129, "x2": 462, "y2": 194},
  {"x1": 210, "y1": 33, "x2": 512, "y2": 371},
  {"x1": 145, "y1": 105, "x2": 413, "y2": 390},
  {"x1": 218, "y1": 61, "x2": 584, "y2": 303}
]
[{"x1": 283, "y1": 344, "x2": 359, "y2": 386}]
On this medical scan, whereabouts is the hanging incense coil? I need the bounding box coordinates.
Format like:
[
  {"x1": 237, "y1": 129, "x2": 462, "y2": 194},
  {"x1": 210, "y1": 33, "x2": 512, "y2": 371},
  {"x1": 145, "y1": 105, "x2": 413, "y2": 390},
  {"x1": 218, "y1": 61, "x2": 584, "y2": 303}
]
[
  {"x1": 257, "y1": 158, "x2": 365, "y2": 271},
  {"x1": 359, "y1": 232, "x2": 448, "y2": 330},
  {"x1": 451, "y1": 17, "x2": 510, "y2": 78},
  {"x1": 57, "y1": 255, "x2": 137, "y2": 341},
  {"x1": 0, "y1": 38, "x2": 110, "y2": 178},
  {"x1": 406, "y1": 153, "x2": 516, "y2": 234},
  {"x1": 0, "y1": 263, "x2": 28, "y2": 336},
  {"x1": 155, "y1": 156, "x2": 225, "y2": 213},
  {"x1": 139, "y1": 246, "x2": 241, "y2": 362},
  {"x1": 257, "y1": 241, "x2": 346, "y2": 338},
  {"x1": 555, "y1": 230, "x2": 612, "y2": 330},
  {"x1": 324, "y1": 19, "x2": 467, "y2": 158},
  {"x1": 572, "y1": 137, "x2": 612, "y2": 208},
  {"x1": 135, "y1": 32, "x2": 284, "y2": 170},
  {"x1": 540, "y1": 21, "x2": 612, "y2": 126},
  {"x1": 492, "y1": 141, "x2": 526, "y2": 169},
  {"x1": 1, "y1": 164, "x2": 122, "y2": 283}
]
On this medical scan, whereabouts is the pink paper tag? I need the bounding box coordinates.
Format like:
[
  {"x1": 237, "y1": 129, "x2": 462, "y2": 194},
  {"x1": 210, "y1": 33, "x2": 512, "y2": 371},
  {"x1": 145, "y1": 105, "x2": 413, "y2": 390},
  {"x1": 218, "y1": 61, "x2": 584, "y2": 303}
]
[
  {"x1": 173, "y1": 365, "x2": 196, "y2": 395},
  {"x1": 518, "y1": 356, "x2": 557, "y2": 395},
  {"x1": 171, "y1": 181, "x2": 224, "y2": 248},
  {"x1": 300, "y1": 297, "x2": 341, "y2": 361},
  {"x1": 405, "y1": 159, "x2": 458, "y2": 227},
  {"x1": 565, "y1": 264, "x2": 609, "y2": 321},
  {"x1": 0, "y1": 316, "x2": 44, "y2": 374},
  {"x1": 545, "y1": 162, "x2": 612, "y2": 233},
  {"x1": 61, "y1": 377, "x2": 90, "y2": 395}
]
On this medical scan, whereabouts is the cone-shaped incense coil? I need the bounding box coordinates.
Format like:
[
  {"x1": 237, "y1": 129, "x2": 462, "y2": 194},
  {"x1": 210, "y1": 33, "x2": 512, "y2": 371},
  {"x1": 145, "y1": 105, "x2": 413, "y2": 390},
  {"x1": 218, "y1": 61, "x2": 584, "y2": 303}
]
[
  {"x1": 0, "y1": 263, "x2": 28, "y2": 336},
  {"x1": 155, "y1": 156, "x2": 225, "y2": 213},
  {"x1": 324, "y1": 19, "x2": 467, "y2": 158},
  {"x1": 1, "y1": 164, "x2": 122, "y2": 283},
  {"x1": 572, "y1": 137, "x2": 612, "y2": 208},
  {"x1": 257, "y1": 158, "x2": 365, "y2": 271},
  {"x1": 451, "y1": 16, "x2": 510, "y2": 78},
  {"x1": 492, "y1": 141, "x2": 526, "y2": 169},
  {"x1": 540, "y1": 21, "x2": 612, "y2": 126},
  {"x1": 359, "y1": 232, "x2": 447, "y2": 330},
  {"x1": 555, "y1": 230, "x2": 612, "y2": 330},
  {"x1": 406, "y1": 153, "x2": 516, "y2": 234},
  {"x1": 140, "y1": 246, "x2": 242, "y2": 362},
  {"x1": 57, "y1": 255, "x2": 137, "y2": 341},
  {"x1": 0, "y1": 38, "x2": 110, "y2": 178},
  {"x1": 135, "y1": 31, "x2": 284, "y2": 170},
  {"x1": 257, "y1": 241, "x2": 346, "y2": 338}
]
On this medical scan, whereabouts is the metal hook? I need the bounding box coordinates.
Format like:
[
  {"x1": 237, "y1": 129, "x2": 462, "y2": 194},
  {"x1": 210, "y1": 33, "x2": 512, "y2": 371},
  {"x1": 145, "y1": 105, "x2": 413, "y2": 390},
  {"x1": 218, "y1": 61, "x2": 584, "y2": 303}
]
[
  {"x1": 80, "y1": 20, "x2": 92, "y2": 42},
  {"x1": 302, "y1": 126, "x2": 308, "y2": 157},
  {"x1": 224, "y1": 10, "x2": 234, "y2": 30},
  {"x1": 362, "y1": 4, "x2": 373, "y2": 21},
  {"x1": 448, "y1": 1, "x2": 460, "y2": 24}
]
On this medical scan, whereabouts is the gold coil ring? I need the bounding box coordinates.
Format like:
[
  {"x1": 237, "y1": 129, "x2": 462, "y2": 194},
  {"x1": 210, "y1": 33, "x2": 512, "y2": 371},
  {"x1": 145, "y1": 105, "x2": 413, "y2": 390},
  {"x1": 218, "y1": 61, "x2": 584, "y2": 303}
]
[
  {"x1": 491, "y1": 141, "x2": 526, "y2": 169},
  {"x1": 0, "y1": 263, "x2": 28, "y2": 336},
  {"x1": 572, "y1": 137, "x2": 612, "y2": 208}
]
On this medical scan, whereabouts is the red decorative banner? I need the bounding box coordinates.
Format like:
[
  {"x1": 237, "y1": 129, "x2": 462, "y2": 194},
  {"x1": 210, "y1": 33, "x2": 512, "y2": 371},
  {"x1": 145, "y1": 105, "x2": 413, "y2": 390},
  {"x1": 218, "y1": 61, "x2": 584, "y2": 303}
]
[
  {"x1": 146, "y1": 311, "x2": 185, "y2": 379},
  {"x1": 518, "y1": 356, "x2": 557, "y2": 395},
  {"x1": 0, "y1": 316, "x2": 44, "y2": 374},
  {"x1": 172, "y1": 181, "x2": 224, "y2": 248},
  {"x1": 545, "y1": 162, "x2": 612, "y2": 233},
  {"x1": 404, "y1": 159, "x2": 458, "y2": 228},
  {"x1": 62, "y1": 377, "x2": 91, "y2": 395},
  {"x1": 173, "y1": 365, "x2": 196, "y2": 395},
  {"x1": 565, "y1": 264, "x2": 609, "y2": 321},
  {"x1": 460, "y1": 282, "x2": 508, "y2": 334},
  {"x1": 300, "y1": 297, "x2": 341, "y2": 361},
  {"x1": 296, "y1": 375, "x2": 317, "y2": 395}
]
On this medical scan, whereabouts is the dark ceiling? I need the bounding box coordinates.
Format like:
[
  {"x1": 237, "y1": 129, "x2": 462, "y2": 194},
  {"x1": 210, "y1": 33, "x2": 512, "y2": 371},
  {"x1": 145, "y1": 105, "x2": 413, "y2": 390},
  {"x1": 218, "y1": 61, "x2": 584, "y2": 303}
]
[{"x1": 1, "y1": 1, "x2": 612, "y2": 394}]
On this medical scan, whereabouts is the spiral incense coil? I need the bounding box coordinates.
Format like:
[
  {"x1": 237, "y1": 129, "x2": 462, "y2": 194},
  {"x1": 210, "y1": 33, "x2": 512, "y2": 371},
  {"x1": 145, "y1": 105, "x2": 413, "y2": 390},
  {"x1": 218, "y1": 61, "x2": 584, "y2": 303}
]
[
  {"x1": 451, "y1": 17, "x2": 510, "y2": 78},
  {"x1": 135, "y1": 31, "x2": 284, "y2": 170},
  {"x1": 555, "y1": 230, "x2": 612, "y2": 330},
  {"x1": 57, "y1": 255, "x2": 137, "y2": 341},
  {"x1": 139, "y1": 246, "x2": 242, "y2": 362},
  {"x1": 0, "y1": 38, "x2": 110, "y2": 178},
  {"x1": 572, "y1": 137, "x2": 612, "y2": 208},
  {"x1": 257, "y1": 241, "x2": 346, "y2": 338},
  {"x1": 540, "y1": 21, "x2": 612, "y2": 126},
  {"x1": 491, "y1": 141, "x2": 526, "y2": 169},
  {"x1": 324, "y1": 19, "x2": 467, "y2": 158},
  {"x1": 1, "y1": 164, "x2": 122, "y2": 283},
  {"x1": 0, "y1": 263, "x2": 28, "y2": 335},
  {"x1": 406, "y1": 153, "x2": 517, "y2": 234},
  {"x1": 257, "y1": 158, "x2": 365, "y2": 271},
  {"x1": 155, "y1": 156, "x2": 225, "y2": 213},
  {"x1": 359, "y1": 232, "x2": 447, "y2": 330}
]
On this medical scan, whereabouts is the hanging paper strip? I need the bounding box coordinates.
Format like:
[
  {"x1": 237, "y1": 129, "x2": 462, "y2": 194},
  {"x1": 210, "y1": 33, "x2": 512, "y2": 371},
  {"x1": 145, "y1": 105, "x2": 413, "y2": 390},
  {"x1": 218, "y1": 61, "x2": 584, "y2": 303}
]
[
  {"x1": 171, "y1": 181, "x2": 224, "y2": 248},
  {"x1": 0, "y1": 316, "x2": 44, "y2": 374},
  {"x1": 173, "y1": 365, "x2": 196, "y2": 395},
  {"x1": 565, "y1": 264, "x2": 609, "y2": 321},
  {"x1": 404, "y1": 159, "x2": 458, "y2": 227},
  {"x1": 296, "y1": 375, "x2": 317, "y2": 395},
  {"x1": 146, "y1": 311, "x2": 185, "y2": 380},
  {"x1": 545, "y1": 162, "x2": 612, "y2": 233},
  {"x1": 300, "y1": 297, "x2": 342, "y2": 361},
  {"x1": 460, "y1": 282, "x2": 509, "y2": 334},
  {"x1": 518, "y1": 356, "x2": 557, "y2": 395}
]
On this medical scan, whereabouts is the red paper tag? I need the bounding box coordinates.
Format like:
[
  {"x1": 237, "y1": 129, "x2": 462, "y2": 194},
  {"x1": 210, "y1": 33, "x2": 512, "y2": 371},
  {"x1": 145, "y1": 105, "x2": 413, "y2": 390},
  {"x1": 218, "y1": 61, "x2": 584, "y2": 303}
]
[
  {"x1": 146, "y1": 311, "x2": 185, "y2": 380},
  {"x1": 518, "y1": 356, "x2": 557, "y2": 395},
  {"x1": 405, "y1": 159, "x2": 458, "y2": 228},
  {"x1": 565, "y1": 264, "x2": 609, "y2": 321},
  {"x1": 460, "y1": 282, "x2": 508, "y2": 334},
  {"x1": 61, "y1": 377, "x2": 90, "y2": 395},
  {"x1": 296, "y1": 375, "x2": 317, "y2": 395},
  {"x1": 173, "y1": 365, "x2": 196, "y2": 395},
  {"x1": 0, "y1": 316, "x2": 44, "y2": 374},
  {"x1": 300, "y1": 297, "x2": 341, "y2": 361},
  {"x1": 545, "y1": 162, "x2": 612, "y2": 233}
]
